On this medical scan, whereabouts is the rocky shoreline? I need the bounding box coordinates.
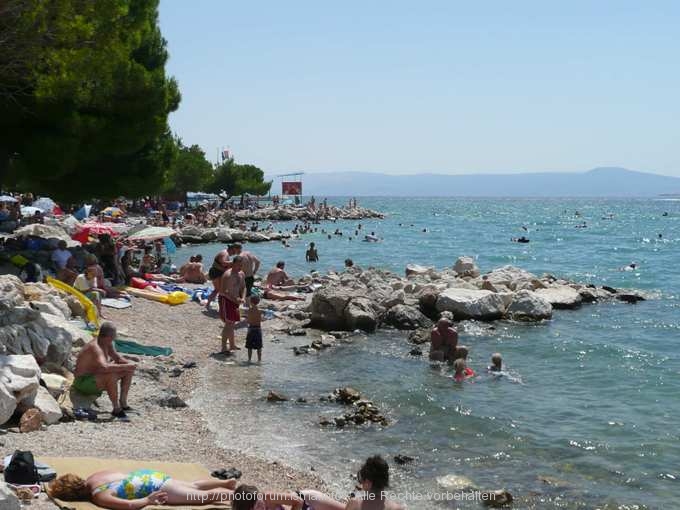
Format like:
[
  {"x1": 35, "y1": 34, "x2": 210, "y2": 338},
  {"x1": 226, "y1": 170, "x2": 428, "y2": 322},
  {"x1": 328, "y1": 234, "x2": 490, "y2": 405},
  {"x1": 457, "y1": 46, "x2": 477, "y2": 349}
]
[
  {"x1": 284, "y1": 257, "x2": 647, "y2": 338},
  {"x1": 176, "y1": 205, "x2": 385, "y2": 244},
  {"x1": 222, "y1": 205, "x2": 385, "y2": 223}
]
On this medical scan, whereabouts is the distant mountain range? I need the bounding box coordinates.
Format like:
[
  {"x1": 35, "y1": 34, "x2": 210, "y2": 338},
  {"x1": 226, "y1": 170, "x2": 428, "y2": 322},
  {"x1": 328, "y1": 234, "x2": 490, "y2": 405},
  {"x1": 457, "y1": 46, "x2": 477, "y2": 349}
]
[{"x1": 267, "y1": 167, "x2": 680, "y2": 197}]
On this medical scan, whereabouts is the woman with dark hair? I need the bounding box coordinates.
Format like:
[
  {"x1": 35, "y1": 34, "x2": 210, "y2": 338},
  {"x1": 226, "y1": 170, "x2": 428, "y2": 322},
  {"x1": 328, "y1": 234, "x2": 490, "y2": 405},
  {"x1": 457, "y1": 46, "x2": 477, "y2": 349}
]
[{"x1": 346, "y1": 456, "x2": 404, "y2": 510}]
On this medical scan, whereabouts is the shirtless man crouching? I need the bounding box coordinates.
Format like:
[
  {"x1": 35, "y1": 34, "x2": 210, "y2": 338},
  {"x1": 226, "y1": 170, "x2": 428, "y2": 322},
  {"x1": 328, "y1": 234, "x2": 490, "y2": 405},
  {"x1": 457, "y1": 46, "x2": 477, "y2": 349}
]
[
  {"x1": 73, "y1": 322, "x2": 136, "y2": 419},
  {"x1": 429, "y1": 318, "x2": 468, "y2": 363}
]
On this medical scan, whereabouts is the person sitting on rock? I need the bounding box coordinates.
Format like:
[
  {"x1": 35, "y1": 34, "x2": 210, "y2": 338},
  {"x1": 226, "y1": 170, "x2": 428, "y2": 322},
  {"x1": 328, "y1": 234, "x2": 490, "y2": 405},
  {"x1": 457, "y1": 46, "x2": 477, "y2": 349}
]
[
  {"x1": 52, "y1": 240, "x2": 77, "y2": 285},
  {"x1": 74, "y1": 265, "x2": 107, "y2": 319},
  {"x1": 73, "y1": 321, "x2": 136, "y2": 420},
  {"x1": 346, "y1": 455, "x2": 404, "y2": 510},
  {"x1": 265, "y1": 261, "x2": 294, "y2": 288},
  {"x1": 429, "y1": 318, "x2": 467, "y2": 364},
  {"x1": 48, "y1": 470, "x2": 240, "y2": 509},
  {"x1": 453, "y1": 358, "x2": 475, "y2": 382}
]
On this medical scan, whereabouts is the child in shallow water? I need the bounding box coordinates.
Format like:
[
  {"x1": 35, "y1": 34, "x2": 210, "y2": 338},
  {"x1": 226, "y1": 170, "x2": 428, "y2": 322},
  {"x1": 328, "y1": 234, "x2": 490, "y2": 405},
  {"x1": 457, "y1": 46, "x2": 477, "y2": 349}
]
[
  {"x1": 488, "y1": 352, "x2": 503, "y2": 372},
  {"x1": 453, "y1": 358, "x2": 475, "y2": 382},
  {"x1": 246, "y1": 295, "x2": 263, "y2": 363}
]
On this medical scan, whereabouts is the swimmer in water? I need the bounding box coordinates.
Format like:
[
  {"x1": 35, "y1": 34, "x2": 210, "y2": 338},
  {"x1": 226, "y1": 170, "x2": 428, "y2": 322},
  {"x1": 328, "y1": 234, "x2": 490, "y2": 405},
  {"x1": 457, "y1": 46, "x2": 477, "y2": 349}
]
[
  {"x1": 488, "y1": 353, "x2": 502, "y2": 373},
  {"x1": 453, "y1": 358, "x2": 475, "y2": 382},
  {"x1": 620, "y1": 262, "x2": 637, "y2": 272}
]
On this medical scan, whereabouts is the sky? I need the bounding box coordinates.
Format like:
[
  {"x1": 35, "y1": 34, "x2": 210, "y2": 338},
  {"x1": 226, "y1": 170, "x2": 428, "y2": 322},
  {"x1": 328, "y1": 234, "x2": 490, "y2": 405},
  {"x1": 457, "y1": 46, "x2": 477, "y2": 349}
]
[{"x1": 159, "y1": 0, "x2": 680, "y2": 176}]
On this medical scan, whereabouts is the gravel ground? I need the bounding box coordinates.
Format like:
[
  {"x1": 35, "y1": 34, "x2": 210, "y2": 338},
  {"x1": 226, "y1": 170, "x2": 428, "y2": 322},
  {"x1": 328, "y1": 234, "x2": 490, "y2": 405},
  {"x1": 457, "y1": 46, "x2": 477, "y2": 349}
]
[{"x1": 6, "y1": 292, "x2": 327, "y2": 509}]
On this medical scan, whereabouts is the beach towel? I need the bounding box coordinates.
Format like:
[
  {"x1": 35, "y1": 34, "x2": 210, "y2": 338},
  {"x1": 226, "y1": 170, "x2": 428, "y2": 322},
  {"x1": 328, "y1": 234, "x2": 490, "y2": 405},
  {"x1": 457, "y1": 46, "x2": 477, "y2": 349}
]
[
  {"x1": 40, "y1": 457, "x2": 227, "y2": 510},
  {"x1": 101, "y1": 298, "x2": 132, "y2": 309},
  {"x1": 114, "y1": 339, "x2": 172, "y2": 357}
]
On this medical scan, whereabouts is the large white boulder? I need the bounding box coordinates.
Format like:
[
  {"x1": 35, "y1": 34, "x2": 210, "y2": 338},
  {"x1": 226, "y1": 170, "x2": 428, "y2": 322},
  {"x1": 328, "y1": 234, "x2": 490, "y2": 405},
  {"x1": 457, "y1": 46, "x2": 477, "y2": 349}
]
[
  {"x1": 0, "y1": 275, "x2": 24, "y2": 307},
  {"x1": 42, "y1": 373, "x2": 69, "y2": 398},
  {"x1": 484, "y1": 265, "x2": 539, "y2": 291},
  {"x1": 535, "y1": 285, "x2": 583, "y2": 309},
  {"x1": 310, "y1": 287, "x2": 355, "y2": 330},
  {"x1": 453, "y1": 256, "x2": 480, "y2": 278},
  {"x1": 30, "y1": 385, "x2": 63, "y2": 424},
  {"x1": 344, "y1": 297, "x2": 380, "y2": 332},
  {"x1": 436, "y1": 288, "x2": 507, "y2": 320},
  {"x1": 0, "y1": 303, "x2": 87, "y2": 365},
  {"x1": 507, "y1": 290, "x2": 553, "y2": 321},
  {"x1": 0, "y1": 354, "x2": 41, "y2": 425},
  {"x1": 215, "y1": 227, "x2": 234, "y2": 242}
]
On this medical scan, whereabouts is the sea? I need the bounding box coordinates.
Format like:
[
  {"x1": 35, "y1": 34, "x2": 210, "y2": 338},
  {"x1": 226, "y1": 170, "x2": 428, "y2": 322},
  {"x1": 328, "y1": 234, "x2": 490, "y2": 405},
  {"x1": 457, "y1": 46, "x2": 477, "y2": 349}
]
[{"x1": 178, "y1": 198, "x2": 679, "y2": 509}]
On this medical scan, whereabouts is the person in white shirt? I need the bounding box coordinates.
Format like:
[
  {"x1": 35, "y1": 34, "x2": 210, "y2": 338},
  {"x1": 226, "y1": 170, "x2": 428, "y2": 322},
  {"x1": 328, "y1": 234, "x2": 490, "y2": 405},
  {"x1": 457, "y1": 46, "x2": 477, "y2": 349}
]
[
  {"x1": 74, "y1": 266, "x2": 106, "y2": 318},
  {"x1": 52, "y1": 240, "x2": 77, "y2": 285}
]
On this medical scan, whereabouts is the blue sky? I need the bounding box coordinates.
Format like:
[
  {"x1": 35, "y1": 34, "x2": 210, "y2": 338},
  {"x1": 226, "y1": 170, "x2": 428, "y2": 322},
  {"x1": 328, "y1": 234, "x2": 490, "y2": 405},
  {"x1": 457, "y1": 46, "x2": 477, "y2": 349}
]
[{"x1": 160, "y1": 0, "x2": 680, "y2": 176}]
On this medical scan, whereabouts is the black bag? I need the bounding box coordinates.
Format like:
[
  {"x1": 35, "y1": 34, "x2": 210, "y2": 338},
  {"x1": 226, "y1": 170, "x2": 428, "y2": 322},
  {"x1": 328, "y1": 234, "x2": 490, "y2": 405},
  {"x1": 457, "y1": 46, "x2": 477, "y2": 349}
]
[{"x1": 4, "y1": 450, "x2": 39, "y2": 485}]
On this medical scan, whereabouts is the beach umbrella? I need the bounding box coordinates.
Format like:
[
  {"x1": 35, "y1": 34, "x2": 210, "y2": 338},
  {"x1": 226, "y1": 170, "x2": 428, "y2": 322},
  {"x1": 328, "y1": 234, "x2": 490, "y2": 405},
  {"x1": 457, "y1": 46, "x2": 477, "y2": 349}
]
[
  {"x1": 32, "y1": 197, "x2": 56, "y2": 213},
  {"x1": 0, "y1": 195, "x2": 17, "y2": 202},
  {"x1": 73, "y1": 204, "x2": 92, "y2": 220},
  {"x1": 126, "y1": 226, "x2": 176, "y2": 241},
  {"x1": 101, "y1": 206, "x2": 123, "y2": 217},
  {"x1": 21, "y1": 206, "x2": 43, "y2": 216}
]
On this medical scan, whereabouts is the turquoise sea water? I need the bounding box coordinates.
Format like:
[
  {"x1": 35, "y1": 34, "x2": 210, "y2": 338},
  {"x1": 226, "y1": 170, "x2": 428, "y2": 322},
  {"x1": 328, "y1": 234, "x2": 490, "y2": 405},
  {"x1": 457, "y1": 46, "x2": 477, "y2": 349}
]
[{"x1": 182, "y1": 198, "x2": 680, "y2": 509}]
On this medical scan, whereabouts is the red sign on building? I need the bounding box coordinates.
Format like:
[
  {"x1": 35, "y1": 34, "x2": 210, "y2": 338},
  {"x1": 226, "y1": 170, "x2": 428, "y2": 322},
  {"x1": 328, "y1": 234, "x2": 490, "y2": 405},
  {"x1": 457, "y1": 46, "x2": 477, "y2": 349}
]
[{"x1": 282, "y1": 181, "x2": 302, "y2": 195}]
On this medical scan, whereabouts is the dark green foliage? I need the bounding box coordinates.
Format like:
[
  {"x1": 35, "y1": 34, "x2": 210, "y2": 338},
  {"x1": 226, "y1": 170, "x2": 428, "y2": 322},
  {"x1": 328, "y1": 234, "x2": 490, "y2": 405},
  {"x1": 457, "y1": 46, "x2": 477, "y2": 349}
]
[
  {"x1": 207, "y1": 158, "x2": 272, "y2": 197},
  {"x1": 0, "y1": 0, "x2": 180, "y2": 200}
]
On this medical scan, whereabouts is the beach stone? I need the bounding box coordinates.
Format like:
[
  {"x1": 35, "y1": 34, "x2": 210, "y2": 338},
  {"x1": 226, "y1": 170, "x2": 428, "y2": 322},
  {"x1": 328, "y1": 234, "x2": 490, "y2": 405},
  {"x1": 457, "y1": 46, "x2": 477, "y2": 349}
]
[
  {"x1": 436, "y1": 474, "x2": 477, "y2": 491},
  {"x1": 19, "y1": 407, "x2": 42, "y2": 432},
  {"x1": 380, "y1": 290, "x2": 405, "y2": 309},
  {"x1": 28, "y1": 300, "x2": 68, "y2": 320},
  {"x1": 158, "y1": 390, "x2": 187, "y2": 408},
  {"x1": 393, "y1": 454, "x2": 415, "y2": 465},
  {"x1": 616, "y1": 292, "x2": 645, "y2": 304},
  {"x1": 336, "y1": 387, "x2": 361, "y2": 404},
  {"x1": 200, "y1": 229, "x2": 217, "y2": 242},
  {"x1": 535, "y1": 286, "x2": 583, "y2": 309},
  {"x1": 267, "y1": 390, "x2": 289, "y2": 402},
  {"x1": 215, "y1": 227, "x2": 234, "y2": 242},
  {"x1": 481, "y1": 489, "x2": 513, "y2": 507},
  {"x1": 408, "y1": 328, "x2": 431, "y2": 345},
  {"x1": 436, "y1": 288, "x2": 507, "y2": 320},
  {"x1": 453, "y1": 256, "x2": 480, "y2": 278},
  {"x1": 0, "y1": 275, "x2": 25, "y2": 307},
  {"x1": 507, "y1": 290, "x2": 553, "y2": 321},
  {"x1": 41, "y1": 373, "x2": 69, "y2": 398},
  {"x1": 405, "y1": 264, "x2": 434, "y2": 278},
  {"x1": 485, "y1": 265, "x2": 538, "y2": 291},
  {"x1": 310, "y1": 287, "x2": 354, "y2": 330},
  {"x1": 0, "y1": 354, "x2": 41, "y2": 425},
  {"x1": 0, "y1": 481, "x2": 21, "y2": 510},
  {"x1": 31, "y1": 386, "x2": 62, "y2": 424},
  {"x1": 344, "y1": 297, "x2": 379, "y2": 332},
  {"x1": 383, "y1": 305, "x2": 432, "y2": 330}
]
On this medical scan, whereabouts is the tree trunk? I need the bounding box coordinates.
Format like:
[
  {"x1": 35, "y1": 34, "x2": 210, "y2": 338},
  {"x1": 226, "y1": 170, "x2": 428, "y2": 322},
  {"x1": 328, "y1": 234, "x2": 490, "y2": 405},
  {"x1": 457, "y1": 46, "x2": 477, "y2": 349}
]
[{"x1": 0, "y1": 145, "x2": 9, "y2": 192}]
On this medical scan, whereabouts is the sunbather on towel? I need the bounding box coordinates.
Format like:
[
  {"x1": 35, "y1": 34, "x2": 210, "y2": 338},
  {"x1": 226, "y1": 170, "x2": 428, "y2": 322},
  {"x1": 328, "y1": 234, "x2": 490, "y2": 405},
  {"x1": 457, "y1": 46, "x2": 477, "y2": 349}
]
[
  {"x1": 48, "y1": 471, "x2": 307, "y2": 510},
  {"x1": 48, "y1": 468, "x2": 238, "y2": 509}
]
